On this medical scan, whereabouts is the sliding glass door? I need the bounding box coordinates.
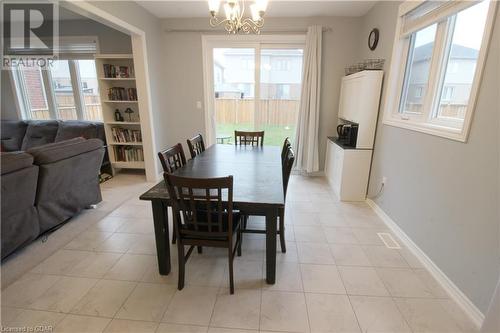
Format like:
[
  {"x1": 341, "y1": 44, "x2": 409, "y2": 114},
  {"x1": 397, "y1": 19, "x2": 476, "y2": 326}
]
[
  {"x1": 206, "y1": 38, "x2": 304, "y2": 146},
  {"x1": 259, "y1": 48, "x2": 303, "y2": 145}
]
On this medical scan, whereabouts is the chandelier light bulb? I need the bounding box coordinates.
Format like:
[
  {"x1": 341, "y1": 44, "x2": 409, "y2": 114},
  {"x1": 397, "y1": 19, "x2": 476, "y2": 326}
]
[
  {"x1": 208, "y1": 0, "x2": 221, "y2": 14},
  {"x1": 250, "y1": 4, "x2": 260, "y2": 21},
  {"x1": 255, "y1": 0, "x2": 268, "y2": 12}
]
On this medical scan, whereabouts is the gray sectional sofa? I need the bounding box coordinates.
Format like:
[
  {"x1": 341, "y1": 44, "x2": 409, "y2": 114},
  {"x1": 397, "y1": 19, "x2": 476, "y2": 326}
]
[{"x1": 1, "y1": 120, "x2": 107, "y2": 259}]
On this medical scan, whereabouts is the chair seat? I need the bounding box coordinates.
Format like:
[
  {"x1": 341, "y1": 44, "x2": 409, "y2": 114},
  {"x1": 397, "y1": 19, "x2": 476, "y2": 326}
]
[{"x1": 181, "y1": 211, "x2": 241, "y2": 240}]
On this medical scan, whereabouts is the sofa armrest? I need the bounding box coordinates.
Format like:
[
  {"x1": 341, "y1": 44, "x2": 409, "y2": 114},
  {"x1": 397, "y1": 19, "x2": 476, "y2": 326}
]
[
  {"x1": 1, "y1": 152, "x2": 34, "y2": 175},
  {"x1": 28, "y1": 138, "x2": 104, "y2": 165}
]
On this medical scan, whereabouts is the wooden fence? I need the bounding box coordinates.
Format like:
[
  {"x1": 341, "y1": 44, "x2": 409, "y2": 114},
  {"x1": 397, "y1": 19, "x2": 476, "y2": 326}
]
[
  {"x1": 405, "y1": 103, "x2": 468, "y2": 119},
  {"x1": 29, "y1": 94, "x2": 102, "y2": 121},
  {"x1": 215, "y1": 99, "x2": 299, "y2": 126}
]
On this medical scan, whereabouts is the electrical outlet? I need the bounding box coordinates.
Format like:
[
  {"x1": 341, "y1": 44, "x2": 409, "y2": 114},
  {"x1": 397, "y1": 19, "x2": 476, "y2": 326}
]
[{"x1": 382, "y1": 176, "x2": 387, "y2": 185}]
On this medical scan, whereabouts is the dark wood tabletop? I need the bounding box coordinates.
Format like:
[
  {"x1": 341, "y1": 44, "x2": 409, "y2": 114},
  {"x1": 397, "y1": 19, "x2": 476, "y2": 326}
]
[
  {"x1": 140, "y1": 144, "x2": 285, "y2": 207},
  {"x1": 140, "y1": 144, "x2": 285, "y2": 284}
]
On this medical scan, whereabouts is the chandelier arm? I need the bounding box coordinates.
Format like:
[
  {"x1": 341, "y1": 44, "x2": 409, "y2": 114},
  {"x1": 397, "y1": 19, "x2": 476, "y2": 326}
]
[
  {"x1": 240, "y1": 0, "x2": 245, "y2": 20},
  {"x1": 210, "y1": 16, "x2": 229, "y2": 28},
  {"x1": 241, "y1": 19, "x2": 261, "y2": 34}
]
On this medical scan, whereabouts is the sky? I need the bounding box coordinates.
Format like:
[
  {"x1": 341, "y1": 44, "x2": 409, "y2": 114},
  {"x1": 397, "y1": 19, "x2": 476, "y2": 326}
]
[{"x1": 414, "y1": 0, "x2": 489, "y2": 50}]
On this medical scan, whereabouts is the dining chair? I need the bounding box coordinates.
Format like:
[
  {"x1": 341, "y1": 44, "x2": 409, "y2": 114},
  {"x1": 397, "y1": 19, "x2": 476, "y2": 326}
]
[
  {"x1": 234, "y1": 130, "x2": 264, "y2": 146},
  {"x1": 281, "y1": 137, "x2": 291, "y2": 165},
  {"x1": 164, "y1": 173, "x2": 243, "y2": 294},
  {"x1": 241, "y1": 145, "x2": 295, "y2": 253},
  {"x1": 187, "y1": 134, "x2": 205, "y2": 159},
  {"x1": 157, "y1": 143, "x2": 187, "y2": 245},
  {"x1": 158, "y1": 143, "x2": 186, "y2": 173}
]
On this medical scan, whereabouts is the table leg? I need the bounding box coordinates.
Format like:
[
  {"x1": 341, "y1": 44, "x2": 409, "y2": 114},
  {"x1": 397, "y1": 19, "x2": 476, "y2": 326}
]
[
  {"x1": 151, "y1": 200, "x2": 171, "y2": 275},
  {"x1": 265, "y1": 209, "x2": 277, "y2": 284}
]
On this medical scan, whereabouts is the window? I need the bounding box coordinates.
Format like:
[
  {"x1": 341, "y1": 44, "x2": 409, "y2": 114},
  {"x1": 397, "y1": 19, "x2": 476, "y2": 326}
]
[
  {"x1": 11, "y1": 37, "x2": 102, "y2": 121},
  {"x1": 51, "y1": 60, "x2": 78, "y2": 120},
  {"x1": 77, "y1": 60, "x2": 102, "y2": 121},
  {"x1": 383, "y1": 0, "x2": 496, "y2": 141},
  {"x1": 13, "y1": 64, "x2": 51, "y2": 120},
  {"x1": 12, "y1": 59, "x2": 102, "y2": 121},
  {"x1": 399, "y1": 24, "x2": 437, "y2": 115}
]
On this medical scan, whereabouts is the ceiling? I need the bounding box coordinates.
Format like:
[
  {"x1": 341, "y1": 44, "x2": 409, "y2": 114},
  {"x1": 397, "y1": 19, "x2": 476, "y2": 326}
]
[{"x1": 136, "y1": 1, "x2": 377, "y2": 18}]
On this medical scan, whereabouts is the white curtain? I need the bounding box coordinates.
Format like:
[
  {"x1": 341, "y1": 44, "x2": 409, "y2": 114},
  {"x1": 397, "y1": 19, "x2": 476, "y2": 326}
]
[{"x1": 294, "y1": 25, "x2": 322, "y2": 174}]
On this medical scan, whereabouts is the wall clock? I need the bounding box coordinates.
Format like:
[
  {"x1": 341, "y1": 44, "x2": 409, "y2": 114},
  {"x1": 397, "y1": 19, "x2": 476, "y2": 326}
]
[{"x1": 368, "y1": 28, "x2": 379, "y2": 51}]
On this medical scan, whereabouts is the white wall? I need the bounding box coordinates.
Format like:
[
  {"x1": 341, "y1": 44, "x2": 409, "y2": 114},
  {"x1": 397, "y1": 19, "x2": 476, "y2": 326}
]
[
  {"x1": 161, "y1": 17, "x2": 362, "y2": 165},
  {"x1": 359, "y1": 1, "x2": 500, "y2": 314}
]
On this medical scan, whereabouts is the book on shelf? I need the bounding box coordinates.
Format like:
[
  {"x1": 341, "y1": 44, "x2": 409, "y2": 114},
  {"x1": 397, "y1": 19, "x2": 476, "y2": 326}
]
[
  {"x1": 111, "y1": 127, "x2": 142, "y2": 143},
  {"x1": 114, "y1": 146, "x2": 144, "y2": 162},
  {"x1": 103, "y1": 64, "x2": 134, "y2": 78},
  {"x1": 107, "y1": 87, "x2": 137, "y2": 101}
]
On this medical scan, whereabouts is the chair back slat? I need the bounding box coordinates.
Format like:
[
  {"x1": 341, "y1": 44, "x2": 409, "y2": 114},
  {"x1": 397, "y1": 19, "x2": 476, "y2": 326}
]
[
  {"x1": 164, "y1": 173, "x2": 234, "y2": 239},
  {"x1": 187, "y1": 134, "x2": 206, "y2": 158},
  {"x1": 283, "y1": 147, "x2": 295, "y2": 197},
  {"x1": 234, "y1": 131, "x2": 264, "y2": 146},
  {"x1": 158, "y1": 143, "x2": 187, "y2": 173}
]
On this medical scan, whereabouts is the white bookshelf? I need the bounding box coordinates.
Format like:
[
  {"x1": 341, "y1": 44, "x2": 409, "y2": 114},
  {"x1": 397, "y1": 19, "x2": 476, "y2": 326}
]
[{"x1": 95, "y1": 54, "x2": 145, "y2": 174}]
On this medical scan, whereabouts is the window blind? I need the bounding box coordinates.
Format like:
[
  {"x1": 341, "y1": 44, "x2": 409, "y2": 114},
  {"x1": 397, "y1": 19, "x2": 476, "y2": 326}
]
[
  {"x1": 401, "y1": 0, "x2": 480, "y2": 37},
  {"x1": 56, "y1": 37, "x2": 99, "y2": 59}
]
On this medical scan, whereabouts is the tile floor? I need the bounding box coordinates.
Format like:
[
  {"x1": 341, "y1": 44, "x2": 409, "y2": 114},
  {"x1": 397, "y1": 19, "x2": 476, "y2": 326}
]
[{"x1": 1, "y1": 173, "x2": 478, "y2": 332}]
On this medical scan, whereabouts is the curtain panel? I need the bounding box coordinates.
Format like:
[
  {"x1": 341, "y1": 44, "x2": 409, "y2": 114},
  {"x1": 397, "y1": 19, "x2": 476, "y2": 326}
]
[{"x1": 294, "y1": 25, "x2": 322, "y2": 173}]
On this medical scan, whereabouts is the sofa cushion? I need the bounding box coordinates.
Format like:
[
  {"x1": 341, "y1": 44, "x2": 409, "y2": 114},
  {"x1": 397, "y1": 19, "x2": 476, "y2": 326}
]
[
  {"x1": 1, "y1": 152, "x2": 34, "y2": 175},
  {"x1": 21, "y1": 120, "x2": 60, "y2": 151},
  {"x1": 1, "y1": 121, "x2": 28, "y2": 151},
  {"x1": 28, "y1": 138, "x2": 103, "y2": 165},
  {"x1": 55, "y1": 120, "x2": 99, "y2": 142}
]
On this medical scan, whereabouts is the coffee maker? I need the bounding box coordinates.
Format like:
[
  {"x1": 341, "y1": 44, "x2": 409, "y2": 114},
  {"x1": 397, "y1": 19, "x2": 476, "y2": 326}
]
[{"x1": 336, "y1": 123, "x2": 359, "y2": 147}]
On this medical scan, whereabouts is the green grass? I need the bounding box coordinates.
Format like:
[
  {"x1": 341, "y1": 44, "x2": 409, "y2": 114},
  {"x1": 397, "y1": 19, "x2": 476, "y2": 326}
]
[{"x1": 216, "y1": 123, "x2": 296, "y2": 146}]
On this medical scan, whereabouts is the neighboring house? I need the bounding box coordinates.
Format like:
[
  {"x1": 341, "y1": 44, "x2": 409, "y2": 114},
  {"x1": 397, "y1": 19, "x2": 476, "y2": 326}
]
[
  {"x1": 406, "y1": 42, "x2": 478, "y2": 110},
  {"x1": 214, "y1": 48, "x2": 303, "y2": 100}
]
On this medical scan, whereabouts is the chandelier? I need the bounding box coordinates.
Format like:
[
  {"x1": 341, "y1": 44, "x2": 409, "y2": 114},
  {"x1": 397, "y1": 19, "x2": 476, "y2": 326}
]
[{"x1": 208, "y1": 0, "x2": 268, "y2": 34}]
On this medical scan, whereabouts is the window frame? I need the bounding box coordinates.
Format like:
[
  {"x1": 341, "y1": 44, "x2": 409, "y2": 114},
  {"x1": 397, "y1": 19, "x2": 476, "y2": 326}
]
[{"x1": 383, "y1": 0, "x2": 498, "y2": 142}]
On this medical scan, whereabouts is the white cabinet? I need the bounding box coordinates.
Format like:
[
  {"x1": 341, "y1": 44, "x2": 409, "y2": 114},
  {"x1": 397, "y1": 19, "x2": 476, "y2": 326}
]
[
  {"x1": 325, "y1": 138, "x2": 372, "y2": 201},
  {"x1": 337, "y1": 71, "x2": 383, "y2": 149}
]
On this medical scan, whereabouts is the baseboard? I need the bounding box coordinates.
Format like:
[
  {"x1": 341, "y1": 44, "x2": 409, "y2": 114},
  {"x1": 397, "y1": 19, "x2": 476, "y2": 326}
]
[{"x1": 366, "y1": 199, "x2": 485, "y2": 329}]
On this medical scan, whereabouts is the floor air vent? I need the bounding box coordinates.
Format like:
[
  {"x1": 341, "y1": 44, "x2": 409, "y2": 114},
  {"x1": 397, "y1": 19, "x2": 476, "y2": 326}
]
[{"x1": 377, "y1": 232, "x2": 401, "y2": 249}]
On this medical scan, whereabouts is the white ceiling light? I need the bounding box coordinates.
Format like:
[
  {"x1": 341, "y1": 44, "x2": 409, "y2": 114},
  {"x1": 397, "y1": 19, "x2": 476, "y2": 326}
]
[{"x1": 208, "y1": 0, "x2": 268, "y2": 34}]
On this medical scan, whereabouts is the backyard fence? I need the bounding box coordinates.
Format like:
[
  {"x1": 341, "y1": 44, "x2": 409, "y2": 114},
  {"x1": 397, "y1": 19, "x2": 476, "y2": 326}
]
[
  {"x1": 215, "y1": 99, "x2": 299, "y2": 126},
  {"x1": 29, "y1": 95, "x2": 102, "y2": 121}
]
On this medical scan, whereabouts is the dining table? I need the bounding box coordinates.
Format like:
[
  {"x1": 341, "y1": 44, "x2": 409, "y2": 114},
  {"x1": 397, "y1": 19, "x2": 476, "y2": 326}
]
[{"x1": 139, "y1": 144, "x2": 285, "y2": 284}]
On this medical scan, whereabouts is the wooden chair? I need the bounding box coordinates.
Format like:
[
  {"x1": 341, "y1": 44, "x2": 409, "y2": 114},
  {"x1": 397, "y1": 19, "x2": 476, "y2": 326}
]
[
  {"x1": 241, "y1": 145, "x2": 295, "y2": 253},
  {"x1": 187, "y1": 134, "x2": 206, "y2": 159},
  {"x1": 234, "y1": 131, "x2": 264, "y2": 146},
  {"x1": 164, "y1": 173, "x2": 243, "y2": 294},
  {"x1": 158, "y1": 143, "x2": 186, "y2": 173},
  {"x1": 158, "y1": 143, "x2": 187, "y2": 245}
]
